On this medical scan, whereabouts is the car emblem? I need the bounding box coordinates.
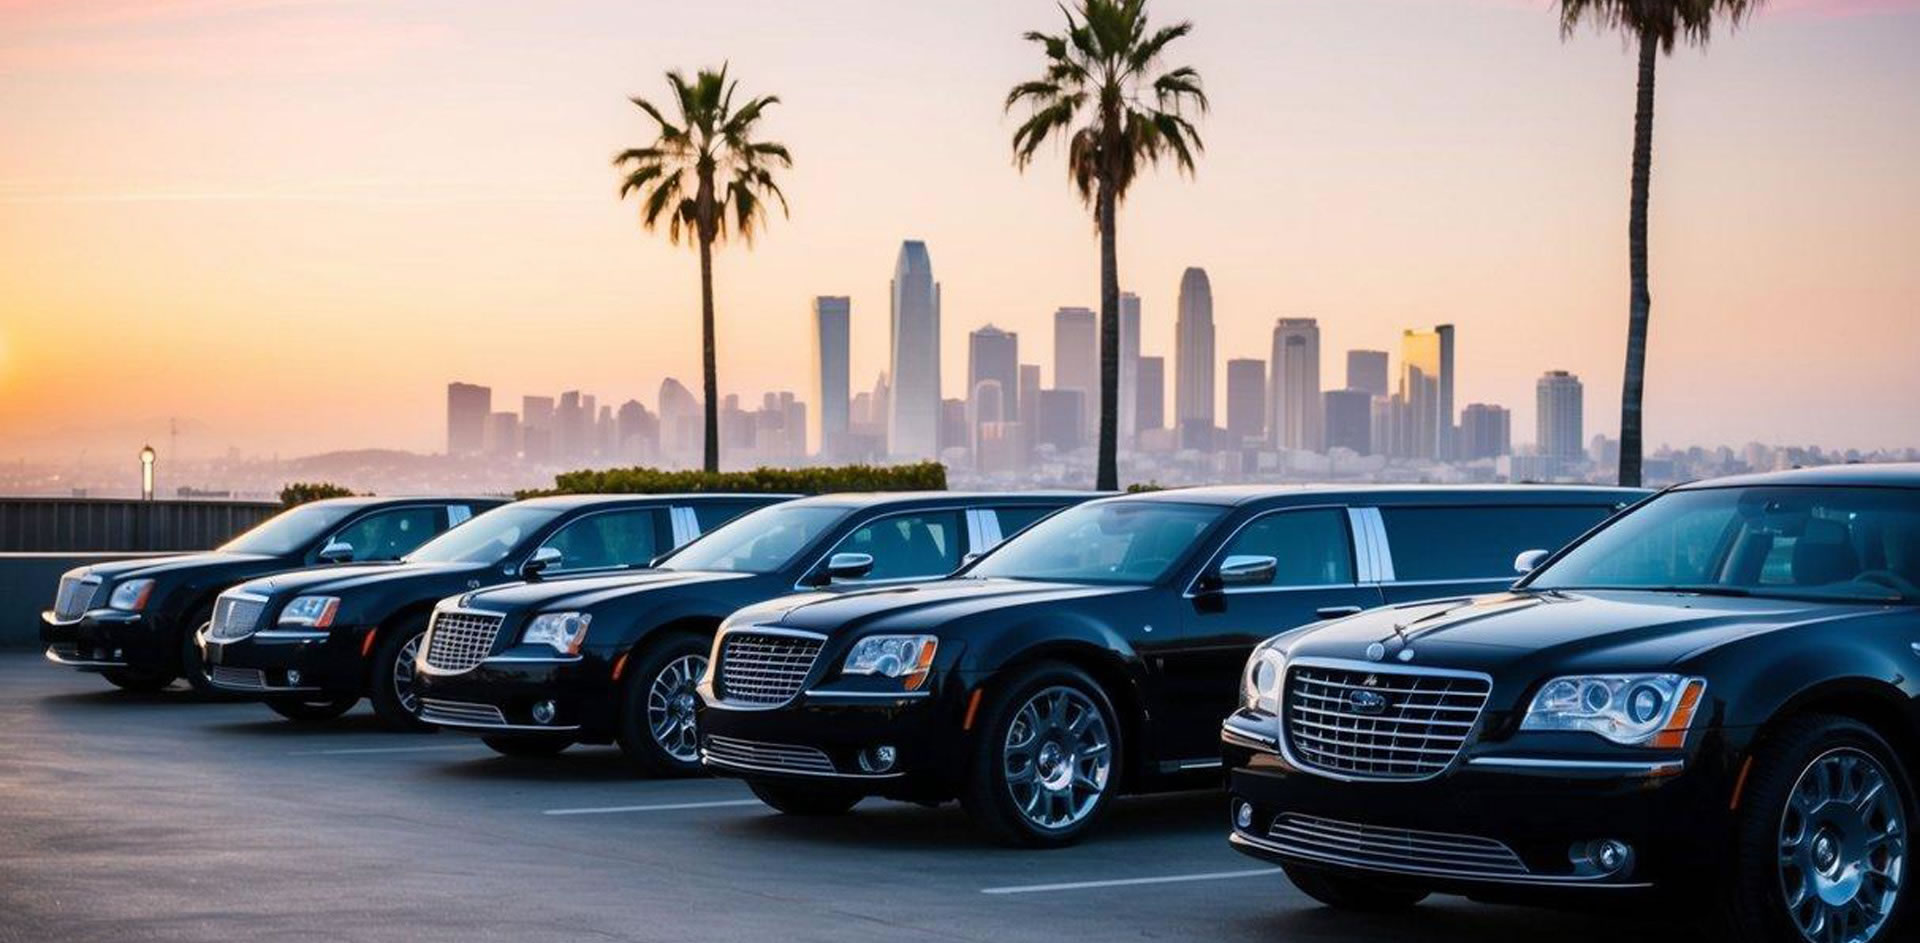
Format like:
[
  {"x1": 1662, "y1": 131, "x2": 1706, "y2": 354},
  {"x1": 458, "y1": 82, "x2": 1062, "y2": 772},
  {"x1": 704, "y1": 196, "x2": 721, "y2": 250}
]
[
  {"x1": 1347, "y1": 689, "x2": 1390, "y2": 716},
  {"x1": 1365, "y1": 642, "x2": 1386, "y2": 662}
]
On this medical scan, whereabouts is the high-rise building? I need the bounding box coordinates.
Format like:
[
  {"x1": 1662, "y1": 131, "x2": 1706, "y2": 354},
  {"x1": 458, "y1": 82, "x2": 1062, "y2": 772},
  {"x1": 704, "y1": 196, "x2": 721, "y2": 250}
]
[
  {"x1": 1136, "y1": 356, "x2": 1165, "y2": 433},
  {"x1": 1346, "y1": 350, "x2": 1390, "y2": 398},
  {"x1": 1459, "y1": 403, "x2": 1511, "y2": 460},
  {"x1": 483, "y1": 411, "x2": 518, "y2": 458},
  {"x1": 939, "y1": 398, "x2": 968, "y2": 455},
  {"x1": 1017, "y1": 363, "x2": 1042, "y2": 439},
  {"x1": 887, "y1": 240, "x2": 941, "y2": 459},
  {"x1": 1174, "y1": 267, "x2": 1215, "y2": 431},
  {"x1": 1399, "y1": 328, "x2": 1446, "y2": 460},
  {"x1": 1118, "y1": 292, "x2": 1141, "y2": 450},
  {"x1": 658, "y1": 378, "x2": 701, "y2": 464},
  {"x1": 812, "y1": 296, "x2": 851, "y2": 460},
  {"x1": 1035, "y1": 389, "x2": 1085, "y2": 452},
  {"x1": 616, "y1": 399, "x2": 657, "y2": 461},
  {"x1": 556, "y1": 390, "x2": 587, "y2": 461},
  {"x1": 1225, "y1": 358, "x2": 1267, "y2": 445},
  {"x1": 1052, "y1": 306, "x2": 1097, "y2": 436},
  {"x1": 446, "y1": 382, "x2": 490, "y2": 456},
  {"x1": 1436, "y1": 324, "x2": 1455, "y2": 459},
  {"x1": 1323, "y1": 390, "x2": 1373, "y2": 455},
  {"x1": 1270, "y1": 319, "x2": 1323, "y2": 452},
  {"x1": 968, "y1": 325, "x2": 1020, "y2": 424},
  {"x1": 1537, "y1": 370, "x2": 1585, "y2": 461}
]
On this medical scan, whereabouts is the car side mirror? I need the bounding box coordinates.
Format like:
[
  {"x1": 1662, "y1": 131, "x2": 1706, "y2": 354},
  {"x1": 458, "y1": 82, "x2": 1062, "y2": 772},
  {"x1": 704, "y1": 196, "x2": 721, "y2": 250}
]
[
  {"x1": 1217, "y1": 554, "x2": 1278, "y2": 587},
  {"x1": 317, "y1": 540, "x2": 354, "y2": 564},
  {"x1": 522, "y1": 546, "x2": 563, "y2": 580},
  {"x1": 823, "y1": 552, "x2": 875, "y2": 583},
  {"x1": 1513, "y1": 549, "x2": 1552, "y2": 576}
]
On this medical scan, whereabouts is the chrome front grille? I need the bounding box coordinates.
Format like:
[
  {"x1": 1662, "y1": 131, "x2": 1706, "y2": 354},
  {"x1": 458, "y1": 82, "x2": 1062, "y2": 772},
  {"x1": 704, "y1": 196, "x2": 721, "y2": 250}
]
[
  {"x1": 1265, "y1": 813, "x2": 1529, "y2": 878},
  {"x1": 208, "y1": 593, "x2": 267, "y2": 640},
  {"x1": 208, "y1": 665, "x2": 268, "y2": 690},
  {"x1": 52, "y1": 575, "x2": 102, "y2": 621},
  {"x1": 423, "y1": 610, "x2": 504, "y2": 673},
  {"x1": 1283, "y1": 663, "x2": 1490, "y2": 781},
  {"x1": 419, "y1": 698, "x2": 508, "y2": 727},
  {"x1": 703, "y1": 735, "x2": 836, "y2": 774},
  {"x1": 716, "y1": 631, "x2": 824, "y2": 706}
]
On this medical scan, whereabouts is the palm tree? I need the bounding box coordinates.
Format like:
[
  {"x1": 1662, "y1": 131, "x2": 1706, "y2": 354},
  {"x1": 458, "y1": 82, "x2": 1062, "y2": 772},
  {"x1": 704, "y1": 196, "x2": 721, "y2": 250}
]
[
  {"x1": 1558, "y1": 0, "x2": 1760, "y2": 486},
  {"x1": 616, "y1": 65, "x2": 790, "y2": 473},
  {"x1": 1007, "y1": 0, "x2": 1206, "y2": 491}
]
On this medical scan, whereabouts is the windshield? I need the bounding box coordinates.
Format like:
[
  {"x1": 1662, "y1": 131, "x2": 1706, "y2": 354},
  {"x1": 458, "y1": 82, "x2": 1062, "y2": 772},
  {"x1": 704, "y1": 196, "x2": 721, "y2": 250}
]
[
  {"x1": 219, "y1": 503, "x2": 359, "y2": 555},
  {"x1": 966, "y1": 501, "x2": 1226, "y2": 585},
  {"x1": 657, "y1": 505, "x2": 848, "y2": 574},
  {"x1": 1531, "y1": 485, "x2": 1920, "y2": 603},
  {"x1": 404, "y1": 505, "x2": 563, "y2": 565}
]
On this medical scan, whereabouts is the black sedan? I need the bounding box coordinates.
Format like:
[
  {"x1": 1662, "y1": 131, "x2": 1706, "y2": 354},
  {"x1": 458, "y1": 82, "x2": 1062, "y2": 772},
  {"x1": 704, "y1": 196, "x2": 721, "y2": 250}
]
[
  {"x1": 1223, "y1": 463, "x2": 1920, "y2": 943},
  {"x1": 699, "y1": 484, "x2": 1641, "y2": 846},
  {"x1": 197, "y1": 494, "x2": 782, "y2": 729},
  {"x1": 41, "y1": 496, "x2": 501, "y2": 694},
  {"x1": 413, "y1": 492, "x2": 1087, "y2": 773}
]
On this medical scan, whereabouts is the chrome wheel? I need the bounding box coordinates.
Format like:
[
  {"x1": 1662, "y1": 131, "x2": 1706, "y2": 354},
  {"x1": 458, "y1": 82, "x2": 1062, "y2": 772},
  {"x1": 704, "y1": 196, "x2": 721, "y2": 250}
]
[
  {"x1": 392, "y1": 633, "x2": 422, "y2": 716},
  {"x1": 1002, "y1": 685, "x2": 1112, "y2": 831},
  {"x1": 1779, "y1": 747, "x2": 1907, "y2": 943},
  {"x1": 646, "y1": 654, "x2": 707, "y2": 763}
]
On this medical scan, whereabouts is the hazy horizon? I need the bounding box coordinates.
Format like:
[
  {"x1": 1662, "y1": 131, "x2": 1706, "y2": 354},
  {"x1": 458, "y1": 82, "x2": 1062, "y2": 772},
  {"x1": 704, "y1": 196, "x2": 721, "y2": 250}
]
[{"x1": 3, "y1": 0, "x2": 1918, "y2": 463}]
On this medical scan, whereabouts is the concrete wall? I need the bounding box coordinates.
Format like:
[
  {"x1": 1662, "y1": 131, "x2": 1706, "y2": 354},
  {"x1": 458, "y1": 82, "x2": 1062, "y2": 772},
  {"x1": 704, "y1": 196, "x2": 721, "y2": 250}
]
[
  {"x1": 0, "y1": 553, "x2": 171, "y2": 649},
  {"x1": 0, "y1": 497, "x2": 278, "y2": 552}
]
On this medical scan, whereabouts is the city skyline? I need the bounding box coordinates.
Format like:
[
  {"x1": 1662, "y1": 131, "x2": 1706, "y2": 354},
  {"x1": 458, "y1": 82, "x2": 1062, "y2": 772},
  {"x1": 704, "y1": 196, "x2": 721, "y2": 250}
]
[{"x1": 2, "y1": 1, "x2": 1918, "y2": 462}]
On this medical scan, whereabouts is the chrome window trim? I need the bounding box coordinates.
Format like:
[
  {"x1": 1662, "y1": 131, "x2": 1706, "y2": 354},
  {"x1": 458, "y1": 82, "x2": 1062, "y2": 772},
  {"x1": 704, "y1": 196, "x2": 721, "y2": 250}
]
[
  {"x1": 791, "y1": 506, "x2": 973, "y2": 592},
  {"x1": 1182, "y1": 504, "x2": 1360, "y2": 599},
  {"x1": 1276, "y1": 656, "x2": 1494, "y2": 784},
  {"x1": 669, "y1": 506, "x2": 700, "y2": 546},
  {"x1": 1228, "y1": 831, "x2": 1652, "y2": 889}
]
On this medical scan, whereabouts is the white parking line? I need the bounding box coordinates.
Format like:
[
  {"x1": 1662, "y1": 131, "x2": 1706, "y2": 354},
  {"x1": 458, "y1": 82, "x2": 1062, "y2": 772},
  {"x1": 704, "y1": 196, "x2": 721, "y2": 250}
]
[
  {"x1": 980, "y1": 868, "x2": 1280, "y2": 895},
  {"x1": 542, "y1": 799, "x2": 764, "y2": 816},
  {"x1": 287, "y1": 744, "x2": 483, "y2": 756}
]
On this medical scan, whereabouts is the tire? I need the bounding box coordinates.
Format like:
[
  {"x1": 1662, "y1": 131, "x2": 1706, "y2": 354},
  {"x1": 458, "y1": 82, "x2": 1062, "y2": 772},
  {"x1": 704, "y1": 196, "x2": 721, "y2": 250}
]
[
  {"x1": 959, "y1": 661, "x2": 1123, "y2": 848},
  {"x1": 614, "y1": 634, "x2": 711, "y2": 776},
  {"x1": 102, "y1": 669, "x2": 175, "y2": 693},
  {"x1": 178, "y1": 616, "x2": 218, "y2": 696},
  {"x1": 1284, "y1": 865, "x2": 1430, "y2": 912},
  {"x1": 366, "y1": 622, "x2": 433, "y2": 732},
  {"x1": 749, "y1": 780, "x2": 862, "y2": 816},
  {"x1": 267, "y1": 697, "x2": 358, "y2": 723},
  {"x1": 1718, "y1": 714, "x2": 1913, "y2": 943},
  {"x1": 481, "y1": 735, "x2": 573, "y2": 758}
]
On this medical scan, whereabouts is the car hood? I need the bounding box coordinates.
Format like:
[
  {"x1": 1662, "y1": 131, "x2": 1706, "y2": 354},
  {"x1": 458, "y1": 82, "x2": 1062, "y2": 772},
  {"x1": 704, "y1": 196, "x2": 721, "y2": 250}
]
[
  {"x1": 1283, "y1": 589, "x2": 1891, "y2": 672},
  {"x1": 78, "y1": 552, "x2": 275, "y2": 582},
  {"x1": 237, "y1": 561, "x2": 485, "y2": 598},
  {"x1": 458, "y1": 568, "x2": 755, "y2": 614},
  {"x1": 740, "y1": 578, "x2": 1146, "y2": 635}
]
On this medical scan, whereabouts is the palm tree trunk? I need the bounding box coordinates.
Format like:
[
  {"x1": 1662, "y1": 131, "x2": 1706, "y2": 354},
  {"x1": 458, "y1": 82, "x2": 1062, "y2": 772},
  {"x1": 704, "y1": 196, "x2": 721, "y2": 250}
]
[
  {"x1": 1618, "y1": 31, "x2": 1656, "y2": 488},
  {"x1": 1095, "y1": 177, "x2": 1120, "y2": 492},
  {"x1": 699, "y1": 232, "x2": 720, "y2": 473}
]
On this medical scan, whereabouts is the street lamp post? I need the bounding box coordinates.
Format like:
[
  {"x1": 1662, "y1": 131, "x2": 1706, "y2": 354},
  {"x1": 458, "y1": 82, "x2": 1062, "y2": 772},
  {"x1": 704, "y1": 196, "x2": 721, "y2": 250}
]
[{"x1": 140, "y1": 444, "x2": 156, "y2": 501}]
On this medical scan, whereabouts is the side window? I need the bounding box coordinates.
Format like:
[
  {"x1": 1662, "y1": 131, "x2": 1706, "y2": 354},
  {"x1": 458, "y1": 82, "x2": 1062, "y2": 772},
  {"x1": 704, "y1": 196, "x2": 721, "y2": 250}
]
[
  {"x1": 1220, "y1": 509, "x2": 1354, "y2": 586},
  {"x1": 835, "y1": 511, "x2": 964, "y2": 581},
  {"x1": 992, "y1": 506, "x2": 1056, "y2": 541},
  {"x1": 694, "y1": 502, "x2": 756, "y2": 534},
  {"x1": 1381, "y1": 505, "x2": 1614, "y2": 582},
  {"x1": 331, "y1": 506, "x2": 447, "y2": 562},
  {"x1": 538, "y1": 509, "x2": 670, "y2": 573}
]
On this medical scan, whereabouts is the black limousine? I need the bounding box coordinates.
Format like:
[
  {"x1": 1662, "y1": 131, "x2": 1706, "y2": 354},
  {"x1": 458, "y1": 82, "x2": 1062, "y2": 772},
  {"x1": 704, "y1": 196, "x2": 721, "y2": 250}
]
[
  {"x1": 413, "y1": 492, "x2": 1089, "y2": 773},
  {"x1": 197, "y1": 494, "x2": 782, "y2": 729},
  {"x1": 698, "y1": 484, "x2": 1644, "y2": 846},
  {"x1": 1224, "y1": 464, "x2": 1920, "y2": 943},
  {"x1": 41, "y1": 496, "x2": 502, "y2": 694}
]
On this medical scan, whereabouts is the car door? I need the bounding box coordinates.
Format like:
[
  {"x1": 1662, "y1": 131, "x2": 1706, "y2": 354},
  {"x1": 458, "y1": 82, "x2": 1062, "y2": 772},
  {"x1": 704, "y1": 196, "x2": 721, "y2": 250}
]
[
  {"x1": 1370, "y1": 504, "x2": 1618, "y2": 605},
  {"x1": 323, "y1": 505, "x2": 450, "y2": 563},
  {"x1": 1161, "y1": 506, "x2": 1383, "y2": 765},
  {"x1": 533, "y1": 507, "x2": 674, "y2": 577}
]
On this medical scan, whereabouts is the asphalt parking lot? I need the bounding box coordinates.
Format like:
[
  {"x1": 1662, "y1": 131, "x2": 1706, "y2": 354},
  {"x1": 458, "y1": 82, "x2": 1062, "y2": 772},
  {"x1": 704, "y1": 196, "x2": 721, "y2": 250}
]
[{"x1": 0, "y1": 653, "x2": 1684, "y2": 943}]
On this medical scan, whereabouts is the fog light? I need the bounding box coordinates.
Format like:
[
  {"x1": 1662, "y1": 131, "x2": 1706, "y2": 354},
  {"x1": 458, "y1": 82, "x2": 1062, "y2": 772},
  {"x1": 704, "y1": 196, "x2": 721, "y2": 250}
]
[
  {"x1": 112, "y1": 648, "x2": 124, "y2": 660},
  {"x1": 531, "y1": 700, "x2": 557, "y2": 725},
  {"x1": 858, "y1": 745, "x2": 897, "y2": 773},
  {"x1": 1234, "y1": 801, "x2": 1254, "y2": 830},
  {"x1": 285, "y1": 669, "x2": 302, "y2": 686},
  {"x1": 1594, "y1": 839, "x2": 1631, "y2": 873}
]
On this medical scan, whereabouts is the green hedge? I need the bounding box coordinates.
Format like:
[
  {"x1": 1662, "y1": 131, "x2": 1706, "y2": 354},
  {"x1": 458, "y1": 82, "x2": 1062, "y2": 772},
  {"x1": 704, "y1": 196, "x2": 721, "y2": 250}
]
[
  {"x1": 280, "y1": 481, "x2": 360, "y2": 506},
  {"x1": 518, "y1": 462, "x2": 947, "y2": 498}
]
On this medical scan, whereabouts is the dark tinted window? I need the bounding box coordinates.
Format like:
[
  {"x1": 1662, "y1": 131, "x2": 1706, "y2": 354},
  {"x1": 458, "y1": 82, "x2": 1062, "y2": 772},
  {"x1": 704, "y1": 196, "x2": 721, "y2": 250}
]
[
  {"x1": 992, "y1": 506, "x2": 1057, "y2": 540},
  {"x1": 835, "y1": 511, "x2": 964, "y2": 581},
  {"x1": 1221, "y1": 509, "x2": 1354, "y2": 586},
  {"x1": 331, "y1": 506, "x2": 447, "y2": 562},
  {"x1": 1381, "y1": 505, "x2": 1612, "y2": 582},
  {"x1": 694, "y1": 502, "x2": 759, "y2": 533},
  {"x1": 538, "y1": 508, "x2": 667, "y2": 573}
]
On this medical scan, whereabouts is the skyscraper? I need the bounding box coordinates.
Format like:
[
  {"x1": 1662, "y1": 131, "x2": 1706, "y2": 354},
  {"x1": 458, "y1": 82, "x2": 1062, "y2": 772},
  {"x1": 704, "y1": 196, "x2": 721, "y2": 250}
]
[
  {"x1": 1174, "y1": 268, "x2": 1215, "y2": 437},
  {"x1": 812, "y1": 296, "x2": 851, "y2": 460},
  {"x1": 483, "y1": 411, "x2": 518, "y2": 458},
  {"x1": 1035, "y1": 389, "x2": 1085, "y2": 452},
  {"x1": 1225, "y1": 358, "x2": 1267, "y2": 444},
  {"x1": 658, "y1": 378, "x2": 701, "y2": 464},
  {"x1": 1346, "y1": 350, "x2": 1390, "y2": 398},
  {"x1": 887, "y1": 240, "x2": 940, "y2": 459},
  {"x1": 1436, "y1": 324, "x2": 1456, "y2": 459},
  {"x1": 1018, "y1": 363, "x2": 1042, "y2": 437},
  {"x1": 1537, "y1": 370, "x2": 1585, "y2": 461},
  {"x1": 1269, "y1": 318, "x2": 1322, "y2": 452},
  {"x1": 446, "y1": 382, "x2": 490, "y2": 456},
  {"x1": 968, "y1": 325, "x2": 1020, "y2": 424},
  {"x1": 1136, "y1": 356, "x2": 1165, "y2": 433},
  {"x1": 1459, "y1": 403, "x2": 1511, "y2": 460},
  {"x1": 1399, "y1": 328, "x2": 1445, "y2": 460},
  {"x1": 1118, "y1": 292, "x2": 1140, "y2": 449},
  {"x1": 1323, "y1": 390, "x2": 1373, "y2": 455},
  {"x1": 1052, "y1": 306, "x2": 1097, "y2": 435},
  {"x1": 520, "y1": 395, "x2": 554, "y2": 463}
]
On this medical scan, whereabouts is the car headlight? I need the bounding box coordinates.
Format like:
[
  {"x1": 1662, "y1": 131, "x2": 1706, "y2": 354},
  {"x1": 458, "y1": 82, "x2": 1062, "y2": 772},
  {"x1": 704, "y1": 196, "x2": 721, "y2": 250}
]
[
  {"x1": 107, "y1": 579, "x2": 155, "y2": 611},
  {"x1": 522, "y1": 612, "x2": 591, "y2": 655},
  {"x1": 278, "y1": 596, "x2": 340, "y2": 628},
  {"x1": 1240, "y1": 646, "x2": 1286, "y2": 715},
  {"x1": 842, "y1": 634, "x2": 938, "y2": 690},
  {"x1": 1521, "y1": 674, "x2": 1707, "y2": 748}
]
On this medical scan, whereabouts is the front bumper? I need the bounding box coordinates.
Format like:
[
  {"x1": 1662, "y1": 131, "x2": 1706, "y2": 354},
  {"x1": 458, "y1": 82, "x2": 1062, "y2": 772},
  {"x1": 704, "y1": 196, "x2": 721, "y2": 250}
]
[
  {"x1": 1221, "y1": 711, "x2": 1735, "y2": 895},
  {"x1": 199, "y1": 626, "x2": 369, "y2": 697},
  {"x1": 696, "y1": 681, "x2": 969, "y2": 796},
  {"x1": 40, "y1": 610, "x2": 165, "y2": 672},
  {"x1": 413, "y1": 652, "x2": 612, "y2": 741}
]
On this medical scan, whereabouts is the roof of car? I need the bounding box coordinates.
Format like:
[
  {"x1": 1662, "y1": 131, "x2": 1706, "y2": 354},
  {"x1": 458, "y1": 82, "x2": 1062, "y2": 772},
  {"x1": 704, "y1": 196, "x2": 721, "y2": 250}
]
[
  {"x1": 307, "y1": 495, "x2": 508, "y2": 510},
  {"x1": 1102, "y1": 483, "x2": 1648, "y2": 508},
  {"x1": 511, "y1": 493, "x2": 795, "y2": 510},
  {"x1": 782, "y1": 491, "x2": 1102, "y2": 509},
  {"x1": 1672, "y1": 462, "x2": 1920, "y2": 490}
]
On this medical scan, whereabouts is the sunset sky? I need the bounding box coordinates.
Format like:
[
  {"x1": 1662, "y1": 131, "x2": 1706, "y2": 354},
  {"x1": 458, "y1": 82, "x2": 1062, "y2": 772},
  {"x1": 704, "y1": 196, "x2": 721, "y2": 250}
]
[{"x1": 1, "y1": 0, "x2": 1916, "y2": 462}]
